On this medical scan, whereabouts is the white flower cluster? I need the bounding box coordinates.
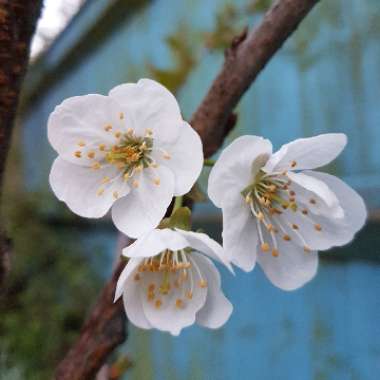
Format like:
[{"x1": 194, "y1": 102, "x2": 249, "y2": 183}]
[{"x1": 48, "y1": 79, "x2": 366, "y2": 335}]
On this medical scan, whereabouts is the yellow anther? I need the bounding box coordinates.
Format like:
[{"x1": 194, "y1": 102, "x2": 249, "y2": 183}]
[
  {"x1": 272, "y1": 249, "x2": 279, "y2": 257},
  {"x1": 309, "y1": 198, "x2": 317, "y2": 205},
  {"x1": 126, "y1": 128, "x2": 134, "y2": 135},
  {"x1": 150, "y1": 162, "x2": 159, "y2": 169},
  {"x1": 119, "y1": 112, "x2": 124, "y2": 120},
  {"x1": 261, "y1": 242, "x2": 270, "y2": 252},
  {"x1": 134, "y1": 273, "x2": 140, "y2": 281},
  {"x1": 101, "y1": 176, "x2": 110, "y2": 184},
  {"x1": 113, "y1": 191, "x2": 119, "y2": 199},
  {"x1": 314, "y1": 224, "x2": 322, "y2": 232},
  {"x1": 154, "y1": 299, "x2": 162, "y2": 309},
  {"x1": 135, "y1": 165, "x2": 143, "y2": 173},
  {"x1": 148, "y1": 284, "x2": 155, "y2": 292},
  {"x1": 291, "y1": 160, "x2": 297, "y2": 168},
  {"x1": 199, "y1": 279, "x2": 208, "y2": 288},
  {"x1": 292, "y1": 224, "x2": 299, "y2": 230},
  {"x1": 302, "y1": 209, "x2": 308, "y2": 215},
  {"x1": 114, "y1": 131, "x2": 122, "y2": 138},
  {"x1": 245, "y1": 195, "x2": 252, "y2": 204},
  {"x1": 163, "y1": 152, "x2": 171, "y2": 160},
  {"x1": 99, "y1": 143, "x2": 106, "y2": 151},
  {"x1": 104, "y1": 124, "x2": 112, "y2": 132},
  {"x1": 78, "y1": 140, "x2": 86, "y2": 147},
  {"x1": 97, "y1": 188, "x2": 104, "y2": 196},
  {"x1": 87, "y1": 151, "x2": 95, "y2": 159},
  {"x1": 132, "y1": 180, "x2": 139, "y2": 188},
  {"x1": 175, "y1": 299, "x2": 184, "y2": 309},
  {"x1": 267, "y1": 223, "x2": 274, "y2": 232},
  {"x1": 257, "y1": 212, "x2": 264, "y2": 221},
  {"x1": 91, "y1": 162, "x2": 101, "y2": 170},
  {"x1": 186, "y1": 291, "x2": 193, "y2": 300},
  {"x1": 74, "y1": 151, "x2": 82, "y2": 158},
  {"x1": 268, "y1": 185, "x2": 277, "y2": 192},
  {"x1": 153, "y1": 178, "x2": 160, "y2": 186},
  {"x1": 123, "y1": 173, "x2": 129, "y2": 181},
  {"x1": 289, "y1": 196, "x2": 296, "y2": 202},
  {"x1": 304, "y1": 246, "x2": 311, "y2": 253},
  {"x1": 147, "y1": 292, "x2": 155, "y2": 301},
  {"x1": 283, "y1": 235, "x2": 291, "y2": 241}
]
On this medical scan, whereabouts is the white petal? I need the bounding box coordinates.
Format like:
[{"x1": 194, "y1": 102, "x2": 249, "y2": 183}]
[
  {"x1": 305, "y1": 171, "x2": 367, "y2": 240},
  {"x1": 122, "y1": 229, "x2": 189, "y2": 259},
  {"x1": 208, "y1": 135, "x2": 272, "y2": 207},
  {"x1": 111, "y1": 166, "x2": 175, "y2": 238},
  {"x1": 287, "y1": 171, "x2": 344, "y2": 219},
  {"x1": 122, "y1": 262, "x2": 152, "y2": 330},
  {"x1": 264, "y1": 133, "x2": 347, "y2": 173},
  {"x1": 48, "y1": 94, "x2": 129, "y2": 165},
  {"x1": 140, "y1": 262, "x2": 208, "y2": 335},
  {"x1": 109, "y1": 79, "x2": 182, "y2": 143},
  {"x1": 194, "y1": 253, "x2": 233, "y2": 329},
  {"x1": 152, "y1": 122, "x2": 203, "y2": 196},
  {"x1": 175, "y1": 229, "x2": 232, "y2": 272},
  {"x1": 257, "y1": 233, "x2": 318, "y2": 291},
  {"x1": 114, "y1": 257, "x2": 143, "y2": 301},
  {"x1": 49, "y1": 157, "x2": 130, "y2": 218},
  {"x1": 221, "y1": 193, "x2": 258, "y2": 272}
]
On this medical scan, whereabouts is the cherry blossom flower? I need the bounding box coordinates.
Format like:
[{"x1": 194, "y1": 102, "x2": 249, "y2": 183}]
[
  {"x1": 48, "y1": 79, "x2": 203, "y2": 238},
  {"x1": 208, "y1": 134, "x2": 367, "y2": 290},
  {"x1": 114, "y1": 228, "x2": 233, "y2": 335}
]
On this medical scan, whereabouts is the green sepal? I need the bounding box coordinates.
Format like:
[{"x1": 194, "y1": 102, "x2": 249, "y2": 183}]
[
  {"x1": 168, "y1": 206, "x2": 192, "y2": 231},
  {"x1": 187, "y1": 183, "x2": 207, "y2": 203}
]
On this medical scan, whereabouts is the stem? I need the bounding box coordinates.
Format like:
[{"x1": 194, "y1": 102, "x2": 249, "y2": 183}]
[
  {"x1": 203, "y1": 159, "x2": 216, "y2": 167},
  {"x1": 172, "y1": 196, "x2": 183, "y2": 214}
]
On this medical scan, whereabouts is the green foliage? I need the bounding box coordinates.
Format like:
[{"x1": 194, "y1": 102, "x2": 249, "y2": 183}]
[
  {"x1": 148, "y1": 23, "x2": 197, "y2": 93},
  {"x1": 0, "y1": 191, "x2": 102, "y2": 379}
]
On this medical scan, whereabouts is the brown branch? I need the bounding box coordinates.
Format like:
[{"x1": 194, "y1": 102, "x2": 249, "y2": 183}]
[
  {"x1": 0, "y1": 1, "x2": 43, "y2": 287},
  {"x1": 55, "y1": 0, "x2": 320, "y2": 378}
]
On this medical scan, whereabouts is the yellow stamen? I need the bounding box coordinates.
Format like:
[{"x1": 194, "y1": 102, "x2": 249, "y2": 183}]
[
  {"x1": 261, "y1": 242, "x2": 270, "y2": 252},
  {"x1": 91, "y1": 162, "x2": 101, "y2": 170},
  {"x1": 119, "y1": 112, "x2": 124, "y2": 120},
  {"x1": 97, "y1": 188, "x2": 104, "y2": 196},
  {"x1": 153, "y1": 178, "x2": 160, "y2": 186},
  {"x1": 314, "y1": 224, "x2": 322, "y2": 232},
  {"x1": 78, "y1": 140, "x2": 86, "y2": 147},
  {"x1": 74, "y1": 151, "x2": 82, "y2": 158},
  {"x1": 291, "y1": 160, "x2": 297, "y2": 168},
  {"x1": 113, "y1": 191, "x2": 119, "y2": 199},
  {"x1": 272, "y1": 249, "x2": 279, "y2": 257},
  {"x1": 87, "y1": 151, "x2": 95, "y2": 159},
  {"x1": 186, "y1": 291, "x2": 193, "y2": 300},
  {"x1": 99, "y1": 143, "x2": 106, "y2": 151},
  {"x1": 283, "y1": 235, "x2": 291, "y2": 241},
  {"x1": 132, "y1": 180, "x2": 139, "y2": 188},
  {"x1": 155, "y1": 299, "x2": 162, "y2": 309},
  {"x1": 199, "y1": 279, "x2": 208, "y2": 288},
  {"x1": 104, "y1": 124, "x2": 112, "y2": 132},
  {"x1": 175, "y1": 299, "x2": 184, "y2": 309},
  {"x1": 114, "y1": 131, "x2": 122, "y2": 138}
]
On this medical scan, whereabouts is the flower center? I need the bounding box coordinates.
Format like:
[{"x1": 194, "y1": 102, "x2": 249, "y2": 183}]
[
  {"x1": 133, "y1": 249, "x2": 207, "y2": 310},
  {"x1": 242, "y1": 169, "x2": 322, "y2": 257}
]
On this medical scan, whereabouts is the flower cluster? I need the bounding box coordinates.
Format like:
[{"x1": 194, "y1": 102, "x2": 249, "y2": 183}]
[{"x1": 48, "y1": 79, "x2": 366, "y2": 335}]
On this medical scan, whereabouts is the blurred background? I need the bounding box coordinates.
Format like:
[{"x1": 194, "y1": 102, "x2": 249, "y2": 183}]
[{"x1": 1, "y1": 0, "x2": 379, "y2": 379}]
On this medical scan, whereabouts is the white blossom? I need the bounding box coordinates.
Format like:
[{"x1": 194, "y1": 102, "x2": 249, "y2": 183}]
[
  {"x1": 48, "y1": 79, "x2": 203, "y2": 238},
  {"x1": 114, "y1": 228, "x2": 233, "y2": 335},
  {"x1": 208, "y1": 134, "x2": 367, "y2": 290}
]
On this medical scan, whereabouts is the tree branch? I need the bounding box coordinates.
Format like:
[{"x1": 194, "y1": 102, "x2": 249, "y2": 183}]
[
  {"x1": 55, "y1": 0, "x2": 320, "y2": 378},
  {"x1": 0, "y1": 1, "x2": 42, "y2": 287}
]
